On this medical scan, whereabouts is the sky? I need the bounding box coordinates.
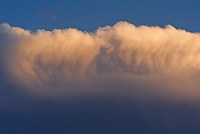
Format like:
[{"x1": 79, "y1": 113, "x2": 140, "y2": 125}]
[
  {"x1": 1, "y1": 0, "x2": 200, "y2": 32},
  {"x1": 1, "y1": 0, "x2": 200, "y2": 134}
]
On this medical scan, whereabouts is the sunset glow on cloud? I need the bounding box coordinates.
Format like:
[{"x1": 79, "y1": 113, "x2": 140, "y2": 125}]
[{"x1": 1, "y1": 21, "x2": 200, "y2": 100}]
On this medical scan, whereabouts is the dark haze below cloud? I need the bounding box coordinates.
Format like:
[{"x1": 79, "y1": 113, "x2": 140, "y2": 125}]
[{"x1": 1, "y1": 88, "x2": 200, "y2": 134}]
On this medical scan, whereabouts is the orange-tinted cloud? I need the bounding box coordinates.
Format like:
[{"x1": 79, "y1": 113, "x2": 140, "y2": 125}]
[{"x1": 1, "y1": 22, "x2": 200, "y2": 100}]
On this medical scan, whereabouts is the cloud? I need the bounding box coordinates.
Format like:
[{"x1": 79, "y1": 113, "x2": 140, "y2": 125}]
[
  {"x1": 39, "y1": 12, "x2": 56, "y2": 18},
  {"x1": 1, "y1": 21, "x2": 200, "y2": 100}
]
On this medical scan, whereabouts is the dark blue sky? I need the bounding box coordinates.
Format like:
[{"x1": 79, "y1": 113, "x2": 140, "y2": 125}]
[{"x1": 1, "y1": 0, "x2": 200, "y2": 32}]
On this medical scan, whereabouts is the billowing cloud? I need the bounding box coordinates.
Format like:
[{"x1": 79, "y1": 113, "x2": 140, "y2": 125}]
[{"x1": 1, "y1": 21, "x2": 200, "y2": 100}]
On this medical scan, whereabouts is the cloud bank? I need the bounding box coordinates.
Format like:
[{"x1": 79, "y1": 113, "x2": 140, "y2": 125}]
[{"x1": 1, "y1": 21, "x2": 200, "y2": 100}]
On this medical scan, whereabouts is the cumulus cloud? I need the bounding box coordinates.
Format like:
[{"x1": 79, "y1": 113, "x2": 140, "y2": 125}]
[{"x1": 1, "y1": 21, "x2": 200, "y2": 100}]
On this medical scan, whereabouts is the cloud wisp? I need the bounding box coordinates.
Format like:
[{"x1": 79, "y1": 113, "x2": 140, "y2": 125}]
[
  {"x1": 39, "y1": 12, "x2": 56, "y2": 18},
  {"x1": 1, "y1": 21, "x2": 200, "y2": 100}
]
